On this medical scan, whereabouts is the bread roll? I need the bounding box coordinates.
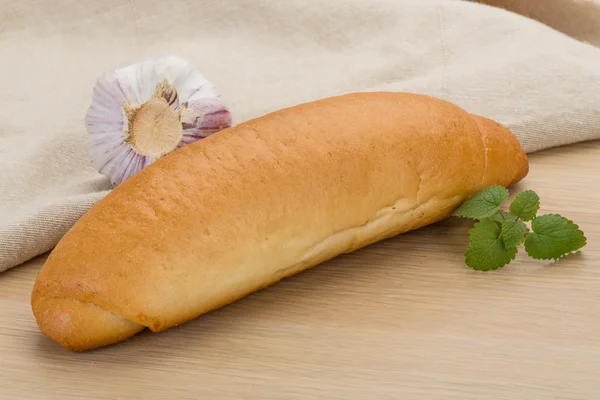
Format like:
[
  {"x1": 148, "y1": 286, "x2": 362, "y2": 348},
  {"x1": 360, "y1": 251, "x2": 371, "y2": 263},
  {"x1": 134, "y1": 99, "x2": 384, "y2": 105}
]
[{"x1": 31, "y1": 92, "x2": 528, "y2": 351}]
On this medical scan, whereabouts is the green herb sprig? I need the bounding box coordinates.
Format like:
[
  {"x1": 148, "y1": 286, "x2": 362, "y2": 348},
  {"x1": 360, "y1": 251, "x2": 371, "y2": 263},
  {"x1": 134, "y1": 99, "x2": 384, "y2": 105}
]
[{"x1": 453, "y1": 186, "x2": 586, "y2": 271}]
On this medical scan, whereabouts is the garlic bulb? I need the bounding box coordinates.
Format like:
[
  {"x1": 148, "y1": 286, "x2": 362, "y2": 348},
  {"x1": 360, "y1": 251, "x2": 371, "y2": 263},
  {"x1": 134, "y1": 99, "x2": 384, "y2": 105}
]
[{"x1": 85, "y1": 55, "x2": 232, "y2": 186}]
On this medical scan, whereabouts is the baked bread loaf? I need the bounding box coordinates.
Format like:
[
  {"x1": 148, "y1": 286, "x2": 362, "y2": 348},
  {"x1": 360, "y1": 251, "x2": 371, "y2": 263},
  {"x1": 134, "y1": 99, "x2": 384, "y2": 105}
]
[{"x1": 31, "y1": 92, "x2": 528, "y2": 351}]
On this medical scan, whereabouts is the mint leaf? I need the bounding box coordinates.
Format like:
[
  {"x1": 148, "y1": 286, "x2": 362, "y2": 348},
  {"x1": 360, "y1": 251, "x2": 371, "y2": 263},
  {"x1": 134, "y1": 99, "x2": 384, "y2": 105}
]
[
  {"x1": 453, "y1": 185, "x2": 509, "y2": 220},
  {"x1": 501, "y1": 219, "x2": 528, "y2": 249},
  {"x1": 465, "y1": 219, "x2": 518, "y2": 271},
  {"x1": 509, "y1": 190, "x2": 540, "y2": 221},
  {"x1": 456, "y1": 187, "x2": 587, "y2": 271},
  {"x1": 490, "y1": 210, "x2": 516, "y2": 223},
  {"x1": 524, "y1": 214, "x2": 587, "y2": 260}
]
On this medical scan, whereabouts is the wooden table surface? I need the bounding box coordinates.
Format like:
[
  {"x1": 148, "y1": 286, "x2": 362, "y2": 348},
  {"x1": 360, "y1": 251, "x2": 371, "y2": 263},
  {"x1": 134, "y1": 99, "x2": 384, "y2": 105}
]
[{"x1": 1, "y1": 140, "x2": 599, "y2": 400}]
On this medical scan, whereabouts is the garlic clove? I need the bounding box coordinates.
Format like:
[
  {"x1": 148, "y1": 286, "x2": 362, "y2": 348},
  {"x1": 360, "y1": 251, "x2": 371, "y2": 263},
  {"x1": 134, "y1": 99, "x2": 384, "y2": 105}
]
[
  {"x1": 180, "y1": 98, "x2": 232, "y2": 145},
  {"x1": 85, "y1": 55, "x2": 232, "y2": 186}
]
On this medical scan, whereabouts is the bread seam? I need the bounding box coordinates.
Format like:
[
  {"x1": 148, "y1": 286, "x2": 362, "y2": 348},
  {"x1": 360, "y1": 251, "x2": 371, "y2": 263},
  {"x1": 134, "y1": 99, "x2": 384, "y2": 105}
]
[
  {"x1": 41, "y1": 295, "x2": 146, "y2": 328},
  {"x1": 475, "y1": 119, "x2": 489, "y2": 184},
  {"x1": 406, "y1": 126, "x2": 424, "y2": 203},
  {"x1": 273, "y1": 193, "x2": 454, "y2": 280},
  {"x1": 414, "y1": 169, "x2": 423, "y2": 204}
]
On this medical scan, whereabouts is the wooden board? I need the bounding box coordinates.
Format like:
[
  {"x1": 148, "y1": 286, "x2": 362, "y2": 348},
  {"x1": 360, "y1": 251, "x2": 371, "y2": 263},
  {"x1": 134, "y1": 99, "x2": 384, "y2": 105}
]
[{"x1": 1, "y1": 140, "x2": 599, "y2": 400}]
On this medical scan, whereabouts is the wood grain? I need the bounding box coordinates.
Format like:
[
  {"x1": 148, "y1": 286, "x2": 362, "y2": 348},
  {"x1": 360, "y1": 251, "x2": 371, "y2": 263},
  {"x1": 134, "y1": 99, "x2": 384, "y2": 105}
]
[{"x1": 1, "y1": 140, "x2": 599, "y2": 400}]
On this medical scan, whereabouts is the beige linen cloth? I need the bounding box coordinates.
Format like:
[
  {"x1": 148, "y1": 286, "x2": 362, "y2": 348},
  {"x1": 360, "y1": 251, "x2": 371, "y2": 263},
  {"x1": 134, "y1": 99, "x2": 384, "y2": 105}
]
[{"x1": 1, "y1": 0, "x2": 600, "y2": 273}]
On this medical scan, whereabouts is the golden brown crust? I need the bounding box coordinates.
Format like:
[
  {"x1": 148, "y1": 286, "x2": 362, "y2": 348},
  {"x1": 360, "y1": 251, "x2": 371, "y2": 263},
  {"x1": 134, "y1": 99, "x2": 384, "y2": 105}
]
[
  {"x1": 31, "y1": 92, "x2": 528, "y2": 351},
  {"x1": 31, "y1": 295, "x2": 144, "y2": 351},
  {"x1": 473, "y1": 115, "x2": 529, "y2": 187}
]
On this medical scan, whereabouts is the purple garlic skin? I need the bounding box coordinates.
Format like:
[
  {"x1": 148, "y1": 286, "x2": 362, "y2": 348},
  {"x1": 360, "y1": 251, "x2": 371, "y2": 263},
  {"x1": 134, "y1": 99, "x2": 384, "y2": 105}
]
[{"x1": 85, "y1": 55, "x2": 232, "y2": 186}]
